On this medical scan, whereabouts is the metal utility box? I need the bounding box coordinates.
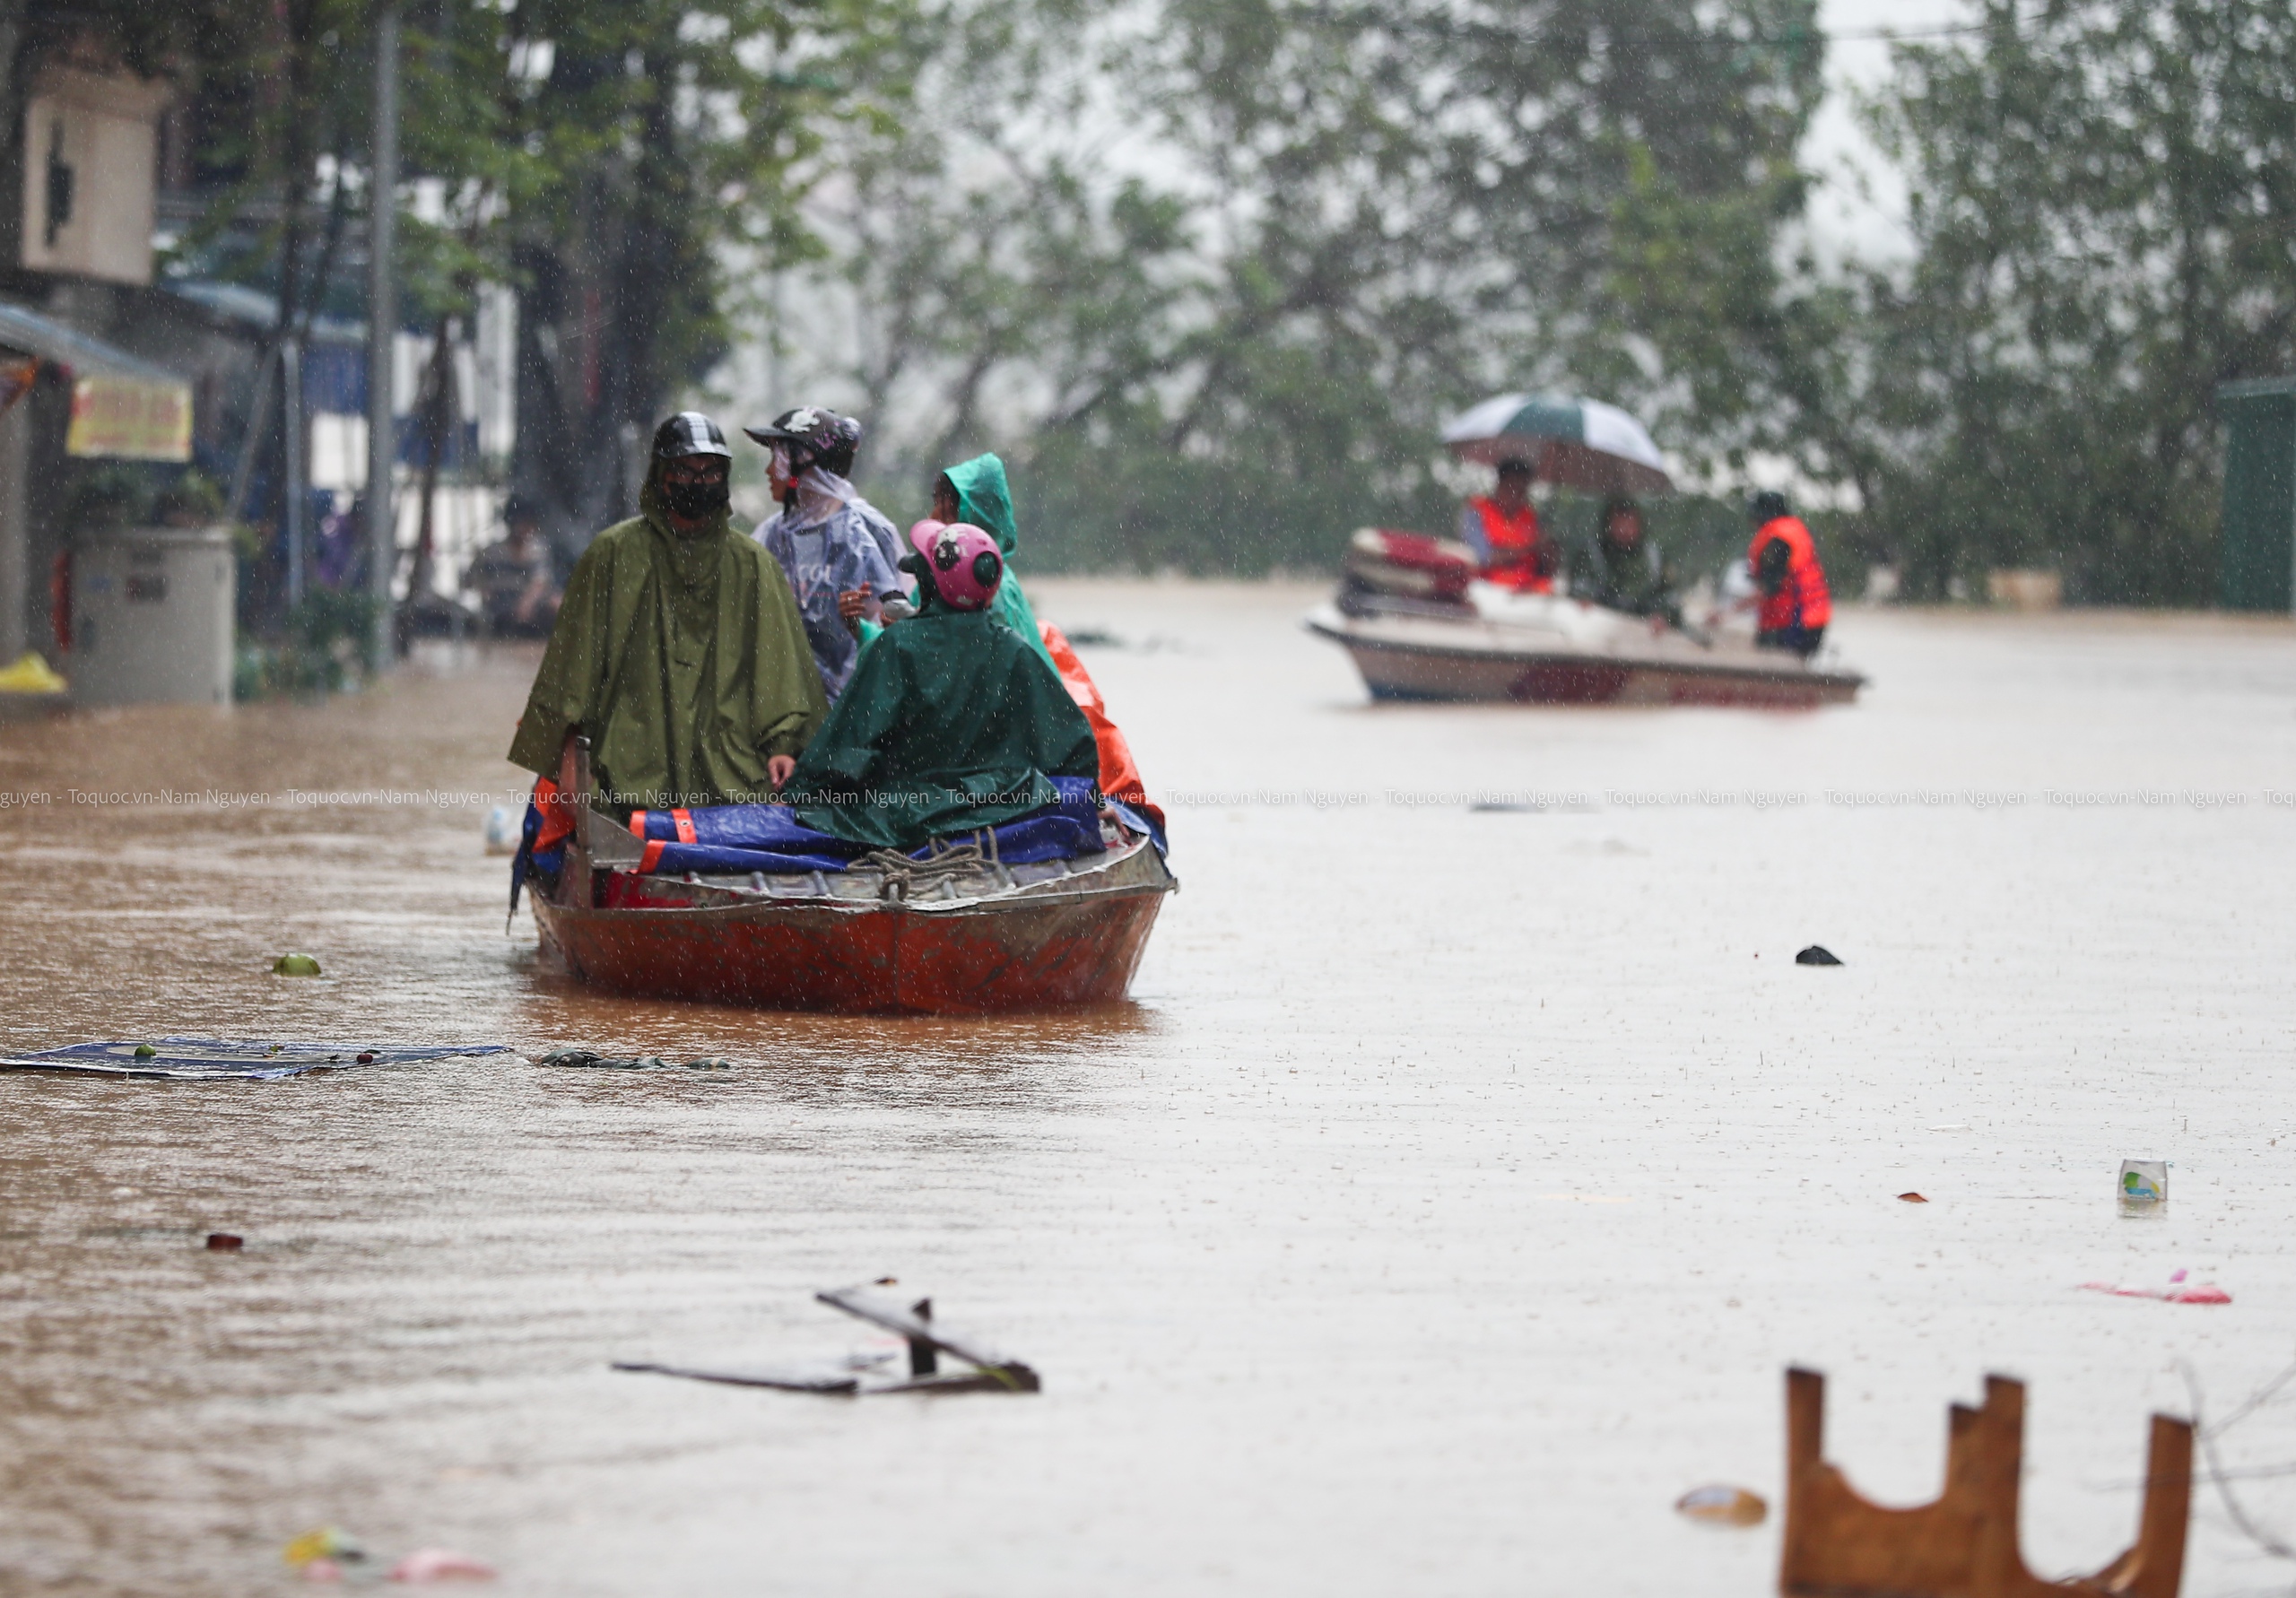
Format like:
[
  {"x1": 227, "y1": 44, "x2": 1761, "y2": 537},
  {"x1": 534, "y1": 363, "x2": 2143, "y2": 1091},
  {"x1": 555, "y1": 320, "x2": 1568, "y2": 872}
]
[
  {"x1": 69, "y1": 525, "x2": 234, "y2": 707},
  {"x1": 2218, "y1": 377, "x2": 2296, "y2": 612}
]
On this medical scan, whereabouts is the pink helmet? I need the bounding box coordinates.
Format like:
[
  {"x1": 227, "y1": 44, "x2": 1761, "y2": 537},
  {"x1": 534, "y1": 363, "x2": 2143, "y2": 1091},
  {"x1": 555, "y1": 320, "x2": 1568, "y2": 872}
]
[{"x1": 908, "y1": 518, "x2": 1004, "y2": 612}]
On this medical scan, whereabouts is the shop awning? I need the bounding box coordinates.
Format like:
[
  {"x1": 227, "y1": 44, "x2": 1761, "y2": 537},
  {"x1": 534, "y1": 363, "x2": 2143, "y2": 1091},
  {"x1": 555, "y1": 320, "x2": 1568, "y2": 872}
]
[{"x1": 0, "y1": 300, "x2": 192, "y2": 462}]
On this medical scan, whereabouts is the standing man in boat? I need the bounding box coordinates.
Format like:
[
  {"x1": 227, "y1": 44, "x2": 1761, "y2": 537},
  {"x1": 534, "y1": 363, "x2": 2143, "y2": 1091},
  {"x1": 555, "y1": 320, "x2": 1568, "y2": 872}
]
[
  {"x1": 1458, "y1": 457, "x2": 1556, "y2": 593},
  {"x1": 746, "y1": 405, "x2": 916, "y2": 700},
  {"x1": 506, "y1": 413, "x2": 827, "y2": 814},
  {"x1": 1745, "y1": 490, "x2": 1832, "y2": 657}
]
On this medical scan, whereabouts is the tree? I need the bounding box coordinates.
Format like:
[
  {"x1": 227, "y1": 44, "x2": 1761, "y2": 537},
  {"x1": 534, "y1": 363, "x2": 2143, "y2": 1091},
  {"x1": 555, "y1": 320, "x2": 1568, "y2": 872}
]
[
  {"x1": 783, "y1": 0, "x2": 1831, "y2": 574},
  {"x1": 1856, "y1": 0, "x2": 2296, "y2": 602},
  {"x1": 488, "y1": 0, "x2": 906, "y2": 546}
]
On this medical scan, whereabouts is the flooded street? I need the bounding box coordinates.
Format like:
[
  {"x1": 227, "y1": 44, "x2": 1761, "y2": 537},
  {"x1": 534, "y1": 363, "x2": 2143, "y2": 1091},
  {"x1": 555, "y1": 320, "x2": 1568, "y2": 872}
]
[{"x1": 5, "y1": 581, "x2": 2296, "y2": 1596}]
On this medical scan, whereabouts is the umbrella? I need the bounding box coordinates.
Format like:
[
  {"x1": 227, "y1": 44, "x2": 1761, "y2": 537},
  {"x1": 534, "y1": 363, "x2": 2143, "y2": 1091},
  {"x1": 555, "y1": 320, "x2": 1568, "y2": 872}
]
[{"x1": 1441, "y1": 393, "x2": 1673, "y2": 495}]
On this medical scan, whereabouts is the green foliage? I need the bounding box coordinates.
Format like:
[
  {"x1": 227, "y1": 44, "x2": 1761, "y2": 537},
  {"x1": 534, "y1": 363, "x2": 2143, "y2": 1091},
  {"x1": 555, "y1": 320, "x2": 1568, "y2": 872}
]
[
  {"x1": 60, "y1": 463, "x2": 154, "y2": 534},
  {"x1": 810, "y1": 0, "x2": 1830, "y2": 575},
  {"x1": 234, "y1": 588, "x2": 383, "y2": 700},
  {"x1": 1849, "y1": 0, "x2": 2296, "y2": 603}
]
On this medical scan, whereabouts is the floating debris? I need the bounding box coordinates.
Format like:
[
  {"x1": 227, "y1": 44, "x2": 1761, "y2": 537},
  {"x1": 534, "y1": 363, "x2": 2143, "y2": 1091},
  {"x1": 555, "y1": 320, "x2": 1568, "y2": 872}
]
[
  {"x1": 617, "y1": 1282, "x2": 1039, "y2": 1396},
  {"x1": 1898, "y1": 1192, "x2": 1928, "y2": 1203},
  {"x1": 482, "y1": 804, "x2": 522, "y2": 856},
  {"x1": 540, "y1": 1047, "x2": 730, "y2": 1071},
  {"x1": 387, "y1": 1548, "x2": 497, "y2": 1583},
  {"x1": 2080, "y1": 1270, "x2": 2229, "y2": 1306},
  {"x1": 283, "y1": 1527, "x2": 366, "y2": 1573},
  {"x1": 1795, "y1": 945, "x2": 1842, "y2": 966},
  {"x1": 272, "y1": 953, "x2": 323, "y2": 977},
  {"x1": 205, "y1": 1232, "x2": 243, "y2": 1252},
  {"x1": 0, "y1": 1039, "x2": 511, "y2": 1081},
  {"x1": 1674, "y1": 1484, "x2": 1766, "y2": 1525},
  {"x1": 2118, "y1": 1159, "x2": 2167, "y2": 1212}
]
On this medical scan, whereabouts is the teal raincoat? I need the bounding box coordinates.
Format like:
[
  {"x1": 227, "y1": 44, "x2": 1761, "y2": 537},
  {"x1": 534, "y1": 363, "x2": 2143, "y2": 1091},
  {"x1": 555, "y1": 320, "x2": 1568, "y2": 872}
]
[
  {"x1": 943, "y1": 453, "x2": 1057, "y2": 670},
  {"x1": 782, "y1": 578, "x2": 1097, "y2": 851}
]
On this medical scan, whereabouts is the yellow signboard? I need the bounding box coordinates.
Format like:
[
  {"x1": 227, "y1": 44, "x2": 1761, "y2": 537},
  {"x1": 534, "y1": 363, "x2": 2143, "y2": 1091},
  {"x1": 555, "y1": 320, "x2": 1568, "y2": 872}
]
[{"x1": 65, "y1": 372, "x2": 190, "y2": 461}]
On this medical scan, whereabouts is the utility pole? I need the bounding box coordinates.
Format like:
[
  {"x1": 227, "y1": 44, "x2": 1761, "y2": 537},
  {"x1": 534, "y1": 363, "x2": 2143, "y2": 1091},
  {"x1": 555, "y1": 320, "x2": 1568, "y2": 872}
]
[
  {"x1": 283, "y1": 337, "x2": 305, "y2": 604},
  {"x1": 365, "y1": 3, "x2": 399, "y2": 668}
]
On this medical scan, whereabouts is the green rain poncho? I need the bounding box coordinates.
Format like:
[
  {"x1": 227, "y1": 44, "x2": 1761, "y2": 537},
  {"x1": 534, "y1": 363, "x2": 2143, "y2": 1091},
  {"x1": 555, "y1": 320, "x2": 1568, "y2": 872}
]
[
  {"x1": 943, "y1": 453, "x2": 1057, "y2": 671},
  {"x1": 782, "y1": 583, "x2": 1098, "y2": 851},
  {"x1": 506, "y1": 473, "x2": 827, "y2": 811}
]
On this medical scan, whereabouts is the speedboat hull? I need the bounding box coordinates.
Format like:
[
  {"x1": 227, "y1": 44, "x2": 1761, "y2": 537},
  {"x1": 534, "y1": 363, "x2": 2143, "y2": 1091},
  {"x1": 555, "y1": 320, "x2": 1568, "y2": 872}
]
[{"x1": 1307, "y1": 594, "x2": 1864, "y2": 708}]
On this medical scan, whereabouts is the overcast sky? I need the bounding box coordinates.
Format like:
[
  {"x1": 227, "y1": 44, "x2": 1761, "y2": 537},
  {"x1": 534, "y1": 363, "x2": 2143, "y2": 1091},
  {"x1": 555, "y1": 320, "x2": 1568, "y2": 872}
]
[{"x1": 1805, "y1": 0, "x2": 1976, "y2": 268}]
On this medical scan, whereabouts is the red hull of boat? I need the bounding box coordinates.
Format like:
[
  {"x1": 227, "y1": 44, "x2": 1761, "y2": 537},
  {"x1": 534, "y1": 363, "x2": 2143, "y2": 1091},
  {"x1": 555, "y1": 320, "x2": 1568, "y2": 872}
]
[{"x1": 535, "y1": 869, "x2": 1170, "y2": 1015}]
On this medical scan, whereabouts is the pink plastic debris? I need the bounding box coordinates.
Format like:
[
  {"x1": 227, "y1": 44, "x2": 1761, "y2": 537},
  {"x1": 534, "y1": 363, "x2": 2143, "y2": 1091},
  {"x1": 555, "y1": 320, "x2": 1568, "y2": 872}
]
[
  {"x1": 2079, "y1": 1279, "x2": 2231, "y2": 1305},
  {"x1": 387, "y1": 1548, "x2": 498, "y2": 1583}
]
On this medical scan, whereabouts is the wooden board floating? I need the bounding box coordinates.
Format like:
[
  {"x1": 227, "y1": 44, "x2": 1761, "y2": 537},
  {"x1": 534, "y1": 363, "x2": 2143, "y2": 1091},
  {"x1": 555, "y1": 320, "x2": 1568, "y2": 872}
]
[
  {"x1": 1781, "y1": 1368, "x2": 2190, "y2": 1598},
  {"x1": 614, "y1": 1285, "x2": 1039, "y2": 1398}
]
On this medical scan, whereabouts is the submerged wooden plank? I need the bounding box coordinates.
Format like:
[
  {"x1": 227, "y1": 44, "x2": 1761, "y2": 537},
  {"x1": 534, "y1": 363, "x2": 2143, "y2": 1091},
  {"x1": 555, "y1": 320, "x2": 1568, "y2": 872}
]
[{"x1": 612, "y1": 1359, "x2": 859, "y2": 1394}]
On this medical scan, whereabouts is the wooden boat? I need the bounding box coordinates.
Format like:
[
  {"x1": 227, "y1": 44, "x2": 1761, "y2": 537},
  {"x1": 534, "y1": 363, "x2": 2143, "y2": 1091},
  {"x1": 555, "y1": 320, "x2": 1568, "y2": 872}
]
[
  {"x1": 532, "y1": 781, "x2": 1176, "y2": 1015},
  {"x1": 1307, "y1": 583, "x2": 1865, "y2": 708}
]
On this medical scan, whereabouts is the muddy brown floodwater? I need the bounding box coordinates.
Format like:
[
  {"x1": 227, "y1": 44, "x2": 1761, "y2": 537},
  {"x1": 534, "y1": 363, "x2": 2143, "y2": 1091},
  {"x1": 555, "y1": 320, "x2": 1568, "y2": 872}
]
[{"x1": 4, "y1": 580, "x2": 2296, "y2": 1597}]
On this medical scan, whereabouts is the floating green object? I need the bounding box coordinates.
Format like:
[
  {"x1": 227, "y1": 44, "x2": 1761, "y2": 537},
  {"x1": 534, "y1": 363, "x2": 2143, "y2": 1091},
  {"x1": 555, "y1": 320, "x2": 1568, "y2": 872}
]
[
  {"x1": 133, "y1": 1043, "x2": 156, "y2": 1058},
  {"x1": 272, "y1": 953, "x2": 322, "y2": 977}
]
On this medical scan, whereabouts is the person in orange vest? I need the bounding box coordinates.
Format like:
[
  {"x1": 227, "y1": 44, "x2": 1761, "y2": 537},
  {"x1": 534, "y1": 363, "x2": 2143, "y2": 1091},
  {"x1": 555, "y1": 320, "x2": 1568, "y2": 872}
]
[
  {"x1": 1458, "y1": 458, "x2": 1556, "y2": 592},
  {"x1": 1746, "y1": 490, "x2": 1831, "y2": 656}
]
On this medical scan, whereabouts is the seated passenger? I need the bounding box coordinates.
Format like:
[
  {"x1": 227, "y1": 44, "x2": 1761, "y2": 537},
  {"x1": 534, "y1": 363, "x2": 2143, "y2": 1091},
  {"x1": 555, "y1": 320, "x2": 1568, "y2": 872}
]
[
  {"x1": 506, "y1": 413, "x2": 827, "y2": 814},
  {"x1": 781, "y1": 520, "x2": 1099, "y2": 851},
  {"x1": 464, "y1": 492, "x2": 561, "y2": 638},
  {"x1": 1567, "y1": 497, "x2": 1680, "y2": 625},
  {"x1": 1459, "y1": 457, "x2": 1556, "y2": 592},
  {"x1": 932, "y1": 452, "x2": 1057, "y2": 669},
  {"x1": 931, "y1": 452, "x2": 1162, "y2": 835}
]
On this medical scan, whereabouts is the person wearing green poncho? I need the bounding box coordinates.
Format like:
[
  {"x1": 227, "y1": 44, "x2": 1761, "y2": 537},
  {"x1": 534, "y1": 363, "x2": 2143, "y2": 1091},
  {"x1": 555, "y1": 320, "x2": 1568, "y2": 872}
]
[
  {"x1": 932, "y1": 453, "x2": 1057, "y2": 671},
  {"x1": 783, "y1": 519, "x2": 1097, "y2": 850},
  {"x1": 506, "y1": 413, "x2": 827, "y2": 812}
]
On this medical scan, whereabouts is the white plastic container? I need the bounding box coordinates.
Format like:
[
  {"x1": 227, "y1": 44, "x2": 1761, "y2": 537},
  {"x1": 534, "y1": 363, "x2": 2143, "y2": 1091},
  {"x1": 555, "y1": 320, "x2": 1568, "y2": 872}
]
[
  {"x1": 2118, "y1": 1159, "x2": 2167, "y2": 1213},
  {"x1": 68, "y1": 525, "x2": 234, "y2": 708}
]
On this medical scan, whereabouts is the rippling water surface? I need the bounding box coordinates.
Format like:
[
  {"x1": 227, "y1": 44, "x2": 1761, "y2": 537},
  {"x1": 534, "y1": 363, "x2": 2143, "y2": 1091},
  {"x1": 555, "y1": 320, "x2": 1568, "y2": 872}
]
[{"x1": 4, "y1": 583, "x2": 2296, "y2": 1596}]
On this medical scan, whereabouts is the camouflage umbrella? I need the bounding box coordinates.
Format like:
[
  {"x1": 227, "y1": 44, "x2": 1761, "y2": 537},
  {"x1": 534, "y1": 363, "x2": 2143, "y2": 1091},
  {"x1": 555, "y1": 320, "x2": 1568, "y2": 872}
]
[{"x1": 1441, "y1": 393, "x2": 1674, "y2": 495}]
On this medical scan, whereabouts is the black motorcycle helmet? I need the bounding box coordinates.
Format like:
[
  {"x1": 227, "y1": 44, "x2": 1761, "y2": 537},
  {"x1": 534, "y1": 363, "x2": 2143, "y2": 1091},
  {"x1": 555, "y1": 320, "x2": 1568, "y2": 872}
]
[
  {"x1": 652, "y1": 411, "x2": 732, "y2": 464},
  {"x1": 744, "y1": 406, "x2": 862, "y2": 477}
]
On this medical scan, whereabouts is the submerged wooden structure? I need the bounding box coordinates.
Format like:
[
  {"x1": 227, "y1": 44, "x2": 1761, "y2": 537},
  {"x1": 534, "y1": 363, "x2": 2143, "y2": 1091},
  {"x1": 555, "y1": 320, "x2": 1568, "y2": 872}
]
[
  {"x1": 1781, "y1": 1368, "x2": 2191, "y2": 1598},
  {"x1": 615, "y1": 1284, "x2": 1039, "y2": 1396}
]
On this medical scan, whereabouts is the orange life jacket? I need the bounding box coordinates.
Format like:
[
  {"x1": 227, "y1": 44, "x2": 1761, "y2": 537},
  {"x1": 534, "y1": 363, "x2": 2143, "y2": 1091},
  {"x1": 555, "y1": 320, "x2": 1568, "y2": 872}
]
[
  {"x1": 1749, "y1": 517, "x2": 1831, "y2": 632},
  {"x1": 1470, "y1": 497, "x2": 1553, "y2": 593},
  {"x1": 1039, "y1": 620, "x2": 1165, "y2": 835}
]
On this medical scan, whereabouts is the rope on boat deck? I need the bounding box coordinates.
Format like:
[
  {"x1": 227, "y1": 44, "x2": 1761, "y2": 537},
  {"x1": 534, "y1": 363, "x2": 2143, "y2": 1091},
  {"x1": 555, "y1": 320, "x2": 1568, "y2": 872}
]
[{"x1": 861, "y1": 829, "x2": 1000, "y2": 902}]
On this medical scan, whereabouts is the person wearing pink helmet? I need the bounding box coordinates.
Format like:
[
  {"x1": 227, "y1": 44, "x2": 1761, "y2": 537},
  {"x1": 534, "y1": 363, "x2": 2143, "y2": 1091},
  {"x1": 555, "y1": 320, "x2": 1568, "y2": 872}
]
[{"x1": 778, "y1": 517, "x2": 1098, "y2": 850}]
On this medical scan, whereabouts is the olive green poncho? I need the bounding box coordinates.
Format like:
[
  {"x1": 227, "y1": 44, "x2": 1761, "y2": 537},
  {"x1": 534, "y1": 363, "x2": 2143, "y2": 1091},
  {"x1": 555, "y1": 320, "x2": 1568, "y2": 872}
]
[
  {"x1": 782, "y1": 602, "x2": 1098, "y2": 850},
  {"x1": 506, "y1": 482, "x2": 827, "y2": 810}
]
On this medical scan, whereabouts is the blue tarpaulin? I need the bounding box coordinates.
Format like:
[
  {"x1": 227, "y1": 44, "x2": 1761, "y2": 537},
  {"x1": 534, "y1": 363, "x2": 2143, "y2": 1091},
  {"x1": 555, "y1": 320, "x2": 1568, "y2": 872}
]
[{"x1": 630, "y1": 775, "x2": 1107, "y2": 875}]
